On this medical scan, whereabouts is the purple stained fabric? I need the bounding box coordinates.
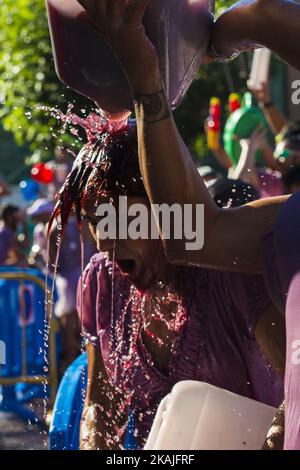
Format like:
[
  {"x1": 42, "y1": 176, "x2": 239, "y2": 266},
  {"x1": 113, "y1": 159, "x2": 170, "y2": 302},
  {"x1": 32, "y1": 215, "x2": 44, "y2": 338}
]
[
  {"x1": 0, "y1": 226, "x2": 15, "y2": 265},
  {"x1": 263, "y1": 189, "x2": 300, "y2": 450},
  {"x1": 78, "y1": 254, "x2": 283, "y2": 447}
]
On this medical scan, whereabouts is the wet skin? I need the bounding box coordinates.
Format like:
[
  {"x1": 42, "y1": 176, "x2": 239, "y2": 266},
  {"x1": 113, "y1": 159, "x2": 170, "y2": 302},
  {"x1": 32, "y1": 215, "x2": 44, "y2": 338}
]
[
  {"x1": 82, "y1": 195, "x2": 178, "y2": 373},
  {"x1": 82, "y1": 196, "x2": 169, "y2": 291}
]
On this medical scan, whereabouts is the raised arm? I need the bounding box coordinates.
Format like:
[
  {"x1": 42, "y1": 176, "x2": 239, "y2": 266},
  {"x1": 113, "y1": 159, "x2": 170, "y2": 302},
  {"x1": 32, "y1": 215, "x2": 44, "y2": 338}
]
[
  {"x1": 210, "y1": 0, "x2": 300, "y2": 71},
  {"x1": 78, "y1": 0, "x2": 290, "y2": 273},
  {"x1": 228, "y1": 129, "x2": 263, "y2": 190},
  {"x1": 133, "y1": 91, "x2": 287, "y2": 273},
  {"x1": 247, "y1": 82, "x2": 287, "y2": 136}
]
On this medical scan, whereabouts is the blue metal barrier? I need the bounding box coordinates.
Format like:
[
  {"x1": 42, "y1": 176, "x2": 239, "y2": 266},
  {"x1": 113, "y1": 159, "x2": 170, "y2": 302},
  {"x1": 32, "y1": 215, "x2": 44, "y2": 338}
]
[
  {"x1": 50, "y1": 353, "x2": 87, "y2": 450},
  {"x1": 0, "y1": 267, "x2": 59, "y2": 421}
]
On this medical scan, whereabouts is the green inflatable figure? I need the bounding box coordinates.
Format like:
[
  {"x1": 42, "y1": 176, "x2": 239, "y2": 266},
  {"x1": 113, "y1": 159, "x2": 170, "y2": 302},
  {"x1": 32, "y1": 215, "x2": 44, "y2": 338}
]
[{"x1": 223, "y1": 92, "x2": 267, "y2": 167}]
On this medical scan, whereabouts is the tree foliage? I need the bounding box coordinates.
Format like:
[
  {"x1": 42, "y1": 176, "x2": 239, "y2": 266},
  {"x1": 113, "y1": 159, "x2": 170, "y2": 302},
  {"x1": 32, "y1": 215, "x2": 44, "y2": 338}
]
[
  {"x1": 0, "y1": 0, "x2": 260, "y2": 174},
  {"x1": 0, "y1": 0, "x2": 92, "y2": 167}
]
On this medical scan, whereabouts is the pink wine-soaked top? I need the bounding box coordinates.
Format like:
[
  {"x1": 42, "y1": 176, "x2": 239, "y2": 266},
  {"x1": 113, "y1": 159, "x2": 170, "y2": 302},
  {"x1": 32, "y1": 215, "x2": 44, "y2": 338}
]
[
  {"x1": 79, "y1": 254, "x2": 283, "y2": 447},
  {"x1": 263, "y1": 190, "x2": 300, "y2": 450}
]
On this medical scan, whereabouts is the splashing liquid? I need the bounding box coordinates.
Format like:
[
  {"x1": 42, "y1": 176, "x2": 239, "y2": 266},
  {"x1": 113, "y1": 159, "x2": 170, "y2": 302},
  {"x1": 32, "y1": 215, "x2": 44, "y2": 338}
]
[
  {"x1": 41, "y1": 105, "x2": 131, "y2": 445},
  {"x1": 98, "y1": 260, "x2": 191, "y2": 448},
  {"x1": 38, "y1": 104, "x2": 129, "y2": 143},
  {"x1": 44, "y1": 105, "x2": 130, "y2": 323}
]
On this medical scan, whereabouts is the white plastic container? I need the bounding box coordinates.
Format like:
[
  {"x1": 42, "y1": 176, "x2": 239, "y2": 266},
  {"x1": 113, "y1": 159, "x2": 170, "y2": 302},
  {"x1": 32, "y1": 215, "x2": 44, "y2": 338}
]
[
  {"x1": 144, "y1": 381, "x2": 277, "y2": 450},
  {"x1": 248, "y1": 48, "x2": 271, "y2": 90}
]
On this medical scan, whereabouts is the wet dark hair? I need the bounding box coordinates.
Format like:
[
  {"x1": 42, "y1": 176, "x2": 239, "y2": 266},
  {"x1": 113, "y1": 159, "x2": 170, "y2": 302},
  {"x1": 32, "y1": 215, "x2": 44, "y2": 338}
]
[
  {"x1": 49, "y1": 125, "x2": 145, "y2": 234},
  {"x1": 1, "y1": 204, "x2": 19, "y2": 223},
  {"x1": 278, "y1": 121, "x2": 300, "y2": 147},
  {"x1": 208, "y1": 178, "x2": 259, "y2": 208}
]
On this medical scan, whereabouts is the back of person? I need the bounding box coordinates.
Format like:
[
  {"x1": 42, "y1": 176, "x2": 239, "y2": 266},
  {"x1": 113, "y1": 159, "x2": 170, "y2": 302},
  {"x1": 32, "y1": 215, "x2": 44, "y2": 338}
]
[
  {"x1": 0, "y1": 225, "x2": 15, "y2": 265},
  {"x1": 57, "y1": 217, "x2": 82, "y2": 276}
]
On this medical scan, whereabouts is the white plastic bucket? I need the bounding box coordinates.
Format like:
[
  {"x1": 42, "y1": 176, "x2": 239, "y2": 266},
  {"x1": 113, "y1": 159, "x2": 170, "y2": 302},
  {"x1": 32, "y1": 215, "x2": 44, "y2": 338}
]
[{"x1": 145, "y1": 381, "x2": 277, "y2": 450}]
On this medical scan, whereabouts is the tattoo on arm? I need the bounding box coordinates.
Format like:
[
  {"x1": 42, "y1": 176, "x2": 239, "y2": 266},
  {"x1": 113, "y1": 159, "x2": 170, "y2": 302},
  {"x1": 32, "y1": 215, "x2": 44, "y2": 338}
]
[{"x1": 134, "y1": 90, "x2": 171, "y2": 124}]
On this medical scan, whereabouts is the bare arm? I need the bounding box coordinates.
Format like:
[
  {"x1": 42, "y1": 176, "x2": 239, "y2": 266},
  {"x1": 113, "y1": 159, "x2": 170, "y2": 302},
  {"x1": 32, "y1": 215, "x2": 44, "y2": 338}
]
[
  {"x1": 228, "y1": 130, "x2": 263, "y2": 190},
  {"x1": 80, "y1": 343, "x2": 128, "y2": 450},
  {"x1": 133, "y1": 88, "x2": 289, "y2": 272},
  {"x1": 211, "y1": 0, "x2": 300, "y2": 72},
  {"x1": 78, "y1": 0, "x2": 290, "y2": 273},
  {"x1": 212, "y1": 145, "x2": 233, "y2": 171},
  {"x1": 247, "y1": 82, "x2": 287, "y2": 136},
  {"x1": 261, "y1": 104, "x2": 287, "y2": 137}
]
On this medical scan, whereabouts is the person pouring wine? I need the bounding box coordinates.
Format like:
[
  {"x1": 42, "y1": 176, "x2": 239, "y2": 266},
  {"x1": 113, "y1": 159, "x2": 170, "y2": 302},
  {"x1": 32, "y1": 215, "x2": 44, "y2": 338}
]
[{"x1": 76, "y1": 0, "x2": 300, "y2": 450}]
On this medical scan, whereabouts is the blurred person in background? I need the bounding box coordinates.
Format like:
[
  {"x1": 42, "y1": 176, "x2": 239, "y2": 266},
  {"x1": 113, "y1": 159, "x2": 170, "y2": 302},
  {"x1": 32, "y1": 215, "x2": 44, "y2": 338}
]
[
  {"x1": 273, "y1": 121, "x2": 300, "y2": 174},
  {"x1": 208, "y1": 126, "x2": 285, "y2": 198},
  {"x1": 232, "y1": 128, "x2": 284, "y2": 199},
  {"x1": 0, "y1": 204, "x2": 29, "y2": 267},
  {"x1": 234, "y1": 121, "x2": 300, "y2": 197},
  {"x1": 209, "y1": 120, "x2": 300, "y2": 198},
  {"x1": 0, "y1": 176, "x2": 10, "y2": 198},
  {"x1": 49, "y1": 213, "x2": 96, "y2": 372},
  {"x1": 27, "y1": 198, "x2": 54, "y2": 270},
  {"x1": 247, "y1": 81, "x2": 287, "y2": 136},
  {"x1": 26, "y1": 195, "x2": 96, "y2": 372},
  {"x1": 206, "y1": 77, "x2": 300, "y2": 199},
  {"x1": 24, "y1": 149, "x2": 97, "y2": 371}
]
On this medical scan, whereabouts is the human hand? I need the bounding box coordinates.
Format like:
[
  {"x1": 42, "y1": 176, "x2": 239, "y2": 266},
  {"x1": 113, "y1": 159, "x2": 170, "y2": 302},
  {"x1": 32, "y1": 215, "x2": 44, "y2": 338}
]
[
  {"x1": 77, "y1": 0, "x2": 161, "y2": 91},
  {"x1": 239, "y1": 126, "x2": 267, "y2": 152},
  {"x1": 247, "y1": 81, "x2": 272, "y2": 105}
]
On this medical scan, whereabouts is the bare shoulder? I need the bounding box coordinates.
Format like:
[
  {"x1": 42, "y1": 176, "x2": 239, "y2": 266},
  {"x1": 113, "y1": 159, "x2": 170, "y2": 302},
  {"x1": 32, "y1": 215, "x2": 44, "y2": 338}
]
[{"x1": 169, "y1": 195, "x2": 291, "y2": 273}]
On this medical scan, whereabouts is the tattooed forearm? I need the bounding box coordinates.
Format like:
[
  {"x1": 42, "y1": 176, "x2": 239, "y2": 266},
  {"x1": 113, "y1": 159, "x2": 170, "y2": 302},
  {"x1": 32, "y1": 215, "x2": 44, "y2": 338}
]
[{"x1": 134, "y1": 90, "x2": 171, "y2": 124}]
